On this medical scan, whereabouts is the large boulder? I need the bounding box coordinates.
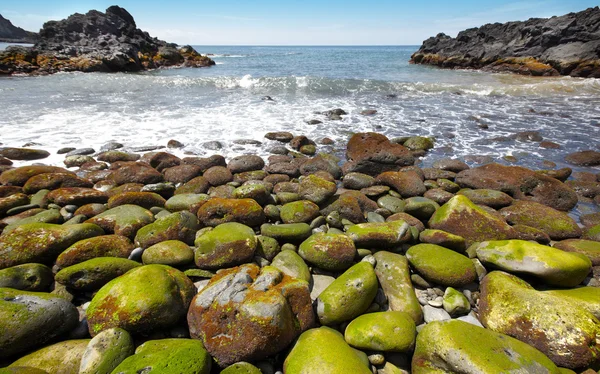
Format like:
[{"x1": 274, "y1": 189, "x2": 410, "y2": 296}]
[
  {"x1": 344, "y1": 311, "x2": 416, "y2": 352},
  {"x1": 79, "y1": 327, "x2": 134, "y2": 374},
  {"x1": 134, "y1": 210, "x2": 200, "y2": 248},
  {"x1": 187, "y1": 264, "x2": 314, "y2": 367},
  {"x1": 55, "y1": 234, "x2": 134, "y2": 268},
  {"x1": 342, "y1": 133, "x2": 415, "y2": 176},
  {"x1": 406, "y1": 243, "x2": 477, "y2": 287},
  {"x1": 298, "y1": 233, "x2": 356, "y2": 271},
  {"x1": 85, "y1": 204, "x2": 154, "y2": 239},
  {"x1": 9, "y1": 339, "x2": 90, "y2": 373},
  {"x1": 196, "y1": 197, "x2": 265, "y2": 227},
  {"x1": 194, "y1": 222, "x2": 257, "y2": 269}
]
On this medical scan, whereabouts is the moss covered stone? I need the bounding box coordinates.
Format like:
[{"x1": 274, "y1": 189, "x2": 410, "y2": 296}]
[
  {"x1": 45, "y1": 187, "x2": 108, "y2": 206},
  {"x1": 346, "y1": 220, "x2": 411, "y2": 248},
  {"x1": 544, "y1": 287, "x2": 600, "y2": 319},
  {"x1": 3, "y1": 208, "x2": 63, "y2": 233},
  {"x1": 298, "y1": 232, "x2": 356, "y2": 271},
  {"x1": 0, "y1": 193, "x2": 30, "y2": 217},
  {"x1": 256, "y1": 235, "x2": 281, "y2": 261},
  {"x1": 406, "y1": 243, "x2": 477, "y2": 287},
  {"x1": 56, "y1": 234, "x2": 134, "y2": 268},
  {"x1": 86, "y1": 204, "x2": 154, "y2": 239},
  {"x1": 553, "y1": 239, "x2": 600, "y2": 265},
  {"x1": 271, "y1": 249, "x2": 311, "y2": 283},
  {"x1": 472, "y1": 240, "x2": 592, "y2": 287},
  {"x1": 232, "y1": 184, "x2": 270, "y2": 206},
  {"x1": 197, "y1": 197, "x2": 265, "y2": 227},
  {"x1": 260, "y1": 223, "x2": 312, "y2": 243},
  {"x1": 316, "y1": 262, "x2": 378, "y2": 325},
  {"x1": 165, "y1": 193, "x2": 209, "y2": 212},
  {"x1": 86, "y1": 264, "x2": 196, "y2": 336},
  {"x1": 0, "y1": 222, "x2": 104, "y2": 269},
  {"x1": 419, "y1": 229, "x2": 466, "y2": 253},
  {"x1": 404, "y1": 136, "x2": 434, "y2": 151},
  {"x1": 107, "y1": 191, "x2": 166, "y2": 210},
  {"x1": 0, "y1": 288, "x2": 79, "y2": 358},
  {"x1": 583, "y1": 223, "x2": 600, "y2": 241},
  {"x1": 280, "y1": 200, "x2": 320, "y2": 224},
  {"x1": 55, "y1": 257, "x2": 141, "y2": 291},
  {"x1": 373, "y1": 251, "x2": 423, "y2": 324},
  {"x1": 412, "y1": 320, "x2": 560, "y2": 373},
  {"x1": 79, "y1": 327, "x2": 134, "y2": 374},
  {"x1": 0, "y1": 263, "x2": 53, "y2": 291},
  {"x1": 135, "y1": 211, "x2": 200, "y2": 248},
  {"x1": 456, "y1": 188, "x2": 513, "y2": 209},
  {"x1": 403, "y1": 196, "x2": 440, "y2": 220},
  {"x1": 142, "y1": 240, "x2": 194, "y2": 266},
  {"x1": 479, "y1": 271, "x2": 600, "y2": 369},
  {"x1": 220, "y1": 362, "x2": 262, "y2": 374},
  {"x1": 376, "y1": 195, "x2": 406, "y2": 214},
  {"x1": 111, "y1": 339, "x2": 211, "y2": 374},
  {"x1": 442, "y1": 287, "x2": 470, "y2": 316},
  {"x1": 0, "y1": 165, "x2": 70, "y2": 186},
  {"x1": 9, "y1": 340, "x2": 90, "y2": 374},
  {"x1": 297, "y1": 174, "x2": 337, "y2": 205},
  {"x1": 344, "y1": 311, "x2": 416, "y2": 352},
  {"x1": 283, "y1": 326, "x2": 371, "y2": 374},
  {"x1": 194, "y1": 222, "x2": 257, "y2": 270}
]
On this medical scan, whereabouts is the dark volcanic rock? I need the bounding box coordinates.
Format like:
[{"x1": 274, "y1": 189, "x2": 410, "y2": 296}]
[
  {"x1": 0, "y1": 14, "x2": 37, "y2": 43},
  {"x1": 410, "y1": 7, "x2": 600, "y2": 78},
  {"x1": 0, "y1": 6, "x2": 215, "y2": 75}
]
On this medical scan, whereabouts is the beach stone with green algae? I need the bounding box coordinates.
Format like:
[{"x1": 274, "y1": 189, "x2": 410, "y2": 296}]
[
  {"x1": 232, "y1": 184, "x2": 270, "y2": 206},
  {"x1": 187, "y1": 264, "x2": 314, "y2": 367},
  {"x1": 344, "y1": 311, "x2": 416, "y2": 352},
  {"x1": 298, "y1": 232, "x2": 356, "y2": 271},
  {"x1": 419, "y1": 229, "x2": 466, "y2": 253},
  {"x1": 280, "y1": 200, "x2": 321, "y2": 224},
  {"x1": 316, "y1": 261, "x2": 378, "y2": 325},
  {"x1": 479, "y1": 271, "x2": 600, "y2": 369},
  {"x1": 107, "y1": 191, "x2": 166, "y2": 209},
  {"x1": 0, "y1": 288, "x2": 79, "y2": 358},
  {"x1": 0, "y1": 367, "x2": 48, "y2": 373},
  {"x1": 256, "y1": 235, "x2": 281, "y2": 260},
  {"x1": 45, "y1": 187, "x2": 108, "y2": 206},
  {"x1": 406, "y1": 243, "x2": 477, "y2": 287},
  {"x1": 164, "y1": 193, "x2": 209, "y2": 212},
  {"x1": 404, "y1": 136, "x2": 434, "y2": 151},
  {"x1": 346, "y1": 220, "x2": 411, "y2": 248},
  {"x1": 55, "y1": 257, "x2": 141, "y2": 291},
  {"x1": 2, "y1": 208, "x2": 63, "y2": 233},
  {"x1": 85, "y1": 204, "x2": 154, "y2": 239},
  {"x1": 135, "y1": 210, "x2": 200, "y2": 248},
  {"x1": 86, "y1": 264, "x2": 196, "y2": 336},
  {"x1": 544, "y1": 286, "x2": 600, "y2": 319},
  {"x1": 499, "y1": 200, "x2": 582, "y2": 240},
  {"x1": 79, "y1": 327, "x2": 134, "y2": 374},
  {"x1": 583, "y1": 223, "x2": 600, "y2": 241},
  {"x1": 220, "y1": 362, "x2": 262, "y2": 374},
  {"x1": 0, "y1": 193, "x2": 30, "y2": 217},
  {"x1": 55, "y1": 234, "x2": 134, "y2": 269},
  {"x1": 456, "y1": 188, "x2": 513, "y2": 209},
  {"x1": 403, "y1": 196, "x2": 440, "y2": 220},
  {"x1": 110, "y1": 338, "x2": 211, "y2": 374},
  {"x1": 22, "y1": 172, "x2": 92, "y2": 194},
  {"x1": 374, "y1": 251, "x2": 423, "y2": 324},
  {"x1": 196, "y1": 197, "x2": 265, "y2": 227},
  {"x1": 142, "y1": 240, "x2": 194, "y2": 266},
  {"x1": 194, "y1": 222, "x2": 257, "y2": 270},
  {"x1": 271, "y1": 249, "x2": 311, "y2": 283},
  {"x1": 297, "y1": 174, "x2": 337, "y2": 205},
  {"x1": 428, "y1": 195, "x2": 517, "y2": 246},
  {"x1": 442, "y1": 287, "x2": 470, "y2": 316},
  {"x1": 0, "y1": 263, "x2": 53, "y2": 291},
  {"x1": 376, "y1": 195, "x2": 406, "y2": 213},
  {"x1": 174, "y1": 176, "x2": 211, "y2": 195},
  {"x1": 0, "y1": 165, "x2": 71, "y2": 186},
  {"x1": 260, "y1": 223, "x2": 312, "y2": 243},
  {"x1": 9, "y1": 339, "x2": 90, "y2": 374},
  {"x1": 553, "y1": 239, "x2": 600, "y2": 265},
  {"x1": 0, "y1": 222, "x2": 104, "y2": 269},
  {"x1": 412, "y1": 319, "x2": 561, "y2": 373},
  {"x1": 472, "y1": 240, "x2": 592, "y2": 287},
  {"x1": 283, "y1": 326, "x2": 371, "y2": 374}
]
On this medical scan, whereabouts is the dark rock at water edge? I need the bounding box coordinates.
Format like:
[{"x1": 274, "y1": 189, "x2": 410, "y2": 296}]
[
  {"x1": 0, "y1": 13, "x2": 37, "y2": 43},
  {"x1": 0, "y1": 6, "x2": 215, "y2": 75},
  {"x1": 411, "y1": 7, "x2": 600, "y2": 78}
]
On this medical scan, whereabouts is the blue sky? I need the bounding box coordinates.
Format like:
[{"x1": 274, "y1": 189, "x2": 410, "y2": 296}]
[{"x1": 1, "y1": 0, "x2": 598, "y2": 45}]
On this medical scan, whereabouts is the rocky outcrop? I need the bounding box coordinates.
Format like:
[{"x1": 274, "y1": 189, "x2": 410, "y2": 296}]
[
  {"x1": 0, "y1": 14, "x2": 37, "y2": 43},
  {"x1": 410, "y1": 7, "x2": 600, "y2": 77},
  {"x1": 0, "y1": 6, "x2": 214, "y2": 75}
]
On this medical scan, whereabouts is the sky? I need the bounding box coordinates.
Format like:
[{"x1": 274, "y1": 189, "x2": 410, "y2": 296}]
[{"x1": 1, "y1": 0, "x2": 598, "y2": 45}]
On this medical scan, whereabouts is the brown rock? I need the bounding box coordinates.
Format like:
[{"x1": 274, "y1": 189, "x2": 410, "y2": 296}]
[
  {"x1": 565, "y1": 150, "x2": 600, "y2": 166},
  {"x1": 228, "y1": 155, "x2": 265, "y2": 174},
  {"x1": 0, "y1": 147, "x2": 50, "y2": 160},
  {"x1": 183, "y1": 155, "x2": 227, "y2": 171},
  {"x1": 45, "y1": 187, "x2": 108, "y2": 206},
  {"x1": 55, "y1": 235, "x2": 134, "y2": 268},
  {"x1": 342, "y1": 133, "x2": 415, "y2": 176},
  {"x1": 23, "y1": 172, "x2": 92, "y2": 194},
  {"x1": 140, "y1": 152, "x2": 181, "y2": 171},
  {"x1": 432, "y1": 158, "x2": 469, "y2": 172},
  {"x1": 0, "y1": 166, "x2": 72, "y2": 186},
  {"x1": 376, "y1": 171, "x2": 426, "y2": 198},
  {"x1": 107, "y1": 191, "x2": 166, "y2": 209},
  {"x1": 0, "y1": 186, "x2": 22, "y2": 198},
  {"x1": 265, "y1": 132, "x2": 294, "y2": 142},
  {"x1": 197, "y1": 197, "x2": 265, "y2": 227},
  {"x1": 107, "y1": 162, "x2": 164, "y2": 185},
  {"x1": 175, "y1": 176, "x2": 211, "y2": 195},
  {"x1": 163, "y1": 164, "x2": 203, "y2": 184}
]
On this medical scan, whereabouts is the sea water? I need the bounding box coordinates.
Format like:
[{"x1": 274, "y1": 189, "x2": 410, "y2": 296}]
[{"x1": 1, "y1": 45, "x2": 599, "y2": 173}]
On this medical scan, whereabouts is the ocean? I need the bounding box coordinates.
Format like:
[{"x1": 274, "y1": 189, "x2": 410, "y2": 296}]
[{"x1": 1, "y1": 45, "x2": 599, "y2": 175}]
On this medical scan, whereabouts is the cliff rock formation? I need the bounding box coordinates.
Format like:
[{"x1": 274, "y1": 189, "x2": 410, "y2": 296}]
[
  {"x1": 410, "y1": 7, "x2": 600, "y2": 78},
  {"x1": 0, "y1": 6, "x2": 214, "y2": 75},
  {"x1": 0, "y1": 14, "x2": 37, "y2": 43}
]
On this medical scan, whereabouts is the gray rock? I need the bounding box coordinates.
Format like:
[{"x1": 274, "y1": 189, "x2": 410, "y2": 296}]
[{"x1": 422, "y1": 304, "x2": 451, "y2": 323}]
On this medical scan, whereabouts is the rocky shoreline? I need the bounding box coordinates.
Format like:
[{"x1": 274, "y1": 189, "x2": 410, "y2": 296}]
[
  {"x1": 410, "y1": 7, "x2": 600, "y2": 78},
  {"x1": 0, "y1": 6, "x2": 214, "y2": 76},
  {"x1": 0, "y1": 130, "x2": 599, "y2": 373}
]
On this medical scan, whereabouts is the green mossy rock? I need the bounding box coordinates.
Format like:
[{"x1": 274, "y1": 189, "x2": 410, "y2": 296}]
[
  {"x1": 373, "y1": 251, "x2": 423, "y2": 324},
  {"x1": 544, "y1": 287, "x2": 600, "y2": 319},
  {"x1": 583, "y1": 223, "x2": 600, "y2": 241},
  {"x1": 256, "y1": 235, "x2": 281, "y2": 261},
  {"x1": 553, "y1": 239, "x2": 600, "y2": 265},
  {"x1": 271, "y1": 249, "x2": 311, "y2": 283},
  {"x1": 479, "y1": 271, "x2": 600, "y2": 369},
  {"x1": 0, "y1": 288, "x2": 79, "y2": 358},
  {"x1": 403, "y1": 196, "x2": 440, "y2": 220},
  {"x1": 56, "y1": 234, "x2": 134, "y2": 269},
  {"x1": 316, "y1": 262, "x2": 378, "y2": 325},
  {"x1": 9, "y1": 340, "x2": 90, "y2": 374},
  {"x1": 346, "y1": 220, "x2": 411, "y2": 248},
  {"x1": 194, "y1": 222, "x2": 257, "y2": 269},
  {"x1": 0, "y1": 193, "x2": 30, "y2": 217},
  {"x1": 283, "y1": 326, "x2": 371, "y2": 374},
  {"x1": 86, "y1": 264, "x2": 196, "y2": 336},
  {"x1": 0, "y1": 222, "x2": 104, "y2": 269},
  {"x1": 412, "y1": 320, "x2": 560, "y2": 373},
  {"x1": 297, "y1": 175, "x2": 337, "y2": 205},
  {"x1": 377, "y1": 195, "x2": 406, "y2": 214},
  {"x1": 86, "y1": 204, "x2": 154, "y2": 239},
  {"x1": 298, "y1": 233, "x2": 356, "y2": 271},
  {"x1": 456, "y1": 188, "x2": 513, "y2": 209},
  {"x1": 142, "y1": 240, "x2": 194, "y2": 266},
  {"x1": 197, "y1": 197, "x2": 265, "y2": 227},
  {"x1": 344, "y1": 311, "x2": 416, "y2": 352},
  {"x1": 499, "y1": 200, "x2": 582, "y2": 240},
  {"x1": 111, "y1": 338, "x2": 211, "y2": 374},
  {"x1": 3, "y1": 209, "x2": 63, "y2": 233},
  {"x1": 280, "y1": 200, "x2": 320, "y2": 224},
  {"x1": 419, "y1": 229, "x2": 466, "y2": 253},
  {"x1": 232, "y1": 184, "x2": 270, "y2": 206},
  {"x1": 107, "y1": 191, "x2": 166, "y2": 210},
  {"x1": 260, "y1": 223, "x2": 312, "y2": 243},
  {"x1": 165, "y1": 193, "x2": 209, "y2": 212},
  {"x1": 472, "y1": 240, "x2": 592, "y2": 287},
  {"x1": 135, "y1": 211, "x2": 200, "y2": 248},
  {"x1": 220, "y1": 362, "x2": 262, "y2": 374},
  {"x1": 0, "y1": 366, "x2": 48, "y2": 373},
  {"x1": 406, "y1": 244, "x2": 477, "y2": 287},
  {"x1": 0, "y1": 165, "x2": 70, "y2": 186},
  {"x1": 428, "y1": 195, "x2": 516, "y2": 246},
  {"x1": 0, "y1": 263, "x2": 53, "y2": 291},
  {"x1": 55, "y1": 257, "x2": 141, "y2": 291},
  {"x1": 79, "y1": 328, "x2": 134, "y2": 374},
  {"x1": 175, "y1": 176, "x2": 211, "y2": 195},
  {"x1": 442, "y1": 287, "x2": 470, "y2": 316},
  {"x1": 403, "y1": 136, "x2": 434, "y2": 151}
]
